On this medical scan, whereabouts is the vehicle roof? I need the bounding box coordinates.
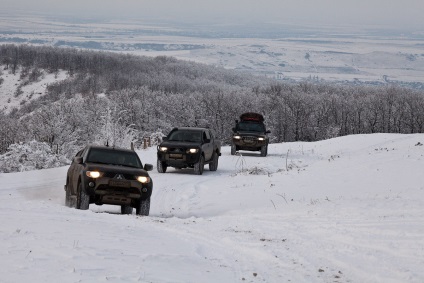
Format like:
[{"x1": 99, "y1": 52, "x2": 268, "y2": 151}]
[
  {"x1": 239, "y1": 120, "x2": 264, "y2": 124},
  {"x1": 172, "y1": 127, "x2": 209, "y2": 131},
  {"x1": 240, "y1": 112, "x2": 264, "y2": 122},
  {"x1": 86, "y1": 145, "x2": 135, "y2": 153}
]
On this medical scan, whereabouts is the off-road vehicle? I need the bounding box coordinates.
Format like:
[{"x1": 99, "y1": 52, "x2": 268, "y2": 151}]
[
  {"x1": 231, "y1": 112, "x2": 270, "y2": 157},
  {"x1": 64, "y1": 145, "x2": 153, "y2": 216},
  {"x1": 157, "y1": 127, "x2": 221, "y2": 175}
]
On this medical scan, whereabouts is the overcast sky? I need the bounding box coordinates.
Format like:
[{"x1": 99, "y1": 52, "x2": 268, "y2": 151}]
[{"x1": 2, "y1": 0, "x2": 424, "y2": 29}]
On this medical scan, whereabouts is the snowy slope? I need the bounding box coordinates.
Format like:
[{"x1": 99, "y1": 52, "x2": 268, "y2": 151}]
[
  {"x1": 0, "y1": 67, "x2": 68, "y2": 113},
  {"x1": 1, "y1": 134, "x2": 424, "y2": 283}
]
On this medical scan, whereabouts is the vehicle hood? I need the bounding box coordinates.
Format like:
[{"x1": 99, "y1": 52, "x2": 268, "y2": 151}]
[
  {"x1": 234, "y1": 131, "x2": 266, "y2": 136},
  {"x1": 159, "y1": 141, "x2": 201, "y2": 148},
  {"x1": 85, "y1": 163, "x2": 149, "y2": 177}
]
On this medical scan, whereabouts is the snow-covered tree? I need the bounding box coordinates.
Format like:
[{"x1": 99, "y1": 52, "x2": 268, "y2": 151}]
[{"x1": 0, "y1": 140, "x2": 69, "y2": 173}]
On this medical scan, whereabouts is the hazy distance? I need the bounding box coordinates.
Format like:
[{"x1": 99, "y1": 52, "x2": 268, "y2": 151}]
[{"x1": 2, "y1": 0, "x2": 424, "y2": 30}]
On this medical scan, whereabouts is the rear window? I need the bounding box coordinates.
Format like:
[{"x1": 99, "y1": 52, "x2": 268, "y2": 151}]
[{"x1": 86, "y1": 148, "x2": 142, "y2": 168}]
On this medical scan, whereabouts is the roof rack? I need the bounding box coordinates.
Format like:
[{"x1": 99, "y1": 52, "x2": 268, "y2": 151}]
[{"x1": 240, "y1": 112, "x2": 264, "y2": 122}]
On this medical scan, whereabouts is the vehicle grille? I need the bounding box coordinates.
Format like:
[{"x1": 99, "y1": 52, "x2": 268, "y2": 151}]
[
  {"x1": 103, "y1": 172, "x2": 136, "y2": 180},
  {"x1": 242, "y1": 136, "x2": 255, "y2": 143},
  {"x1": 168, "y1": 147, "x2": 186, "y2": 153}
]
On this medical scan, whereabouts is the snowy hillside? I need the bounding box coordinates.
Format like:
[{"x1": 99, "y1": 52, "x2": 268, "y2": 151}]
[
  {"x1": 0, "y1": 67, "x2": 68, "y2": 113},
  {"x1": 1, "y1": 134, "x2": 423, "y2": 282}
]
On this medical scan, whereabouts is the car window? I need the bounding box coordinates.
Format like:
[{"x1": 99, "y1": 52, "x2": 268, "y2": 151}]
[
  {"x1": 168, "y1": 130, "x2": 202, "y2": 142},
  {"x1": 86, "y1": 148, "x2": 142, "y2": 168},
  {"x1": 204, "y1": 130, "x2": 211, "y2": 140},
  {"x1": 75, "y1": 149, "x2": 83, "y2": 157},
  {"x1": 237, "y1": 122, "x2": 265, "y2": 132}
]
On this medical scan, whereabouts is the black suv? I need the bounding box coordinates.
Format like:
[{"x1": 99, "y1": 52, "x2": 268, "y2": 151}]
[
  {"x1": 231, "y1": 113, "x2": 270, "y2": 157},
  {"x1": 157, "y1": 127, "x2": 221, "y2": 175},
  {"x1": 64, "y1": 145, "x2": 153, "y2": 216}
]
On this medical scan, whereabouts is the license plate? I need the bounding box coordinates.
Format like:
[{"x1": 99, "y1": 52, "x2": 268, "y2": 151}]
[
  {"x1": 169, "y1": 153, "x2": 183, "y2": 159},
  {"x1": 243, "y1": 137, "x2": 254, "y2": 143},
  {"x1": 109, "y1": 180, "x2": 130, "y2": 188}
]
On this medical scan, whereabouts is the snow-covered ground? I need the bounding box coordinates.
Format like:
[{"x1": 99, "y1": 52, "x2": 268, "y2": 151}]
[{"x1": 1, "y1": 133, "x2": 423, "y2": 282}]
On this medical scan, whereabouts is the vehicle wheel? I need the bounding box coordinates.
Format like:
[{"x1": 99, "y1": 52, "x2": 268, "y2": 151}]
[
  {"x1": 65, "y1": 184, "x2": 72, "y2": 207},
  {"x1": 136, "y1": 197, "x2": 150, "y2": 216},
  {"x1": 230, "y1": 144, "x2": 236, "y2": 155},
  {"x1": 121, "y1": 205, "x2": 133, "y2": 215},
  {"x1": 69, "y1": 191, "x2": 77, "y2": 208},
  {"x1": 209, "y1": 152, "x2": 219, "y2": 171},
  {"x1": 76, "y1": 182, "x2": 90, "y2": 210},
  {"x1": 260, "y1": 145, "x2": 268, "y2": 157},
  {"x1": 194, "y1": 155, "x2": 205, "y2": 175},
  {"x1": 157, "y1": 159, "x2": 167, "y2": 173}
]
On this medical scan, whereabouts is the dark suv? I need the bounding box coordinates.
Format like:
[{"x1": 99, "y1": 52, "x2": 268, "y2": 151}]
[
  {"x1": 231, "y1": 112, "x2": 270, "y2": 157},
  {"x1": 157, "y1": 127, "x2": 221, "y2": 175},
  {"x1": 64, "y1": 145, "x2": 153, "y2": 216}
]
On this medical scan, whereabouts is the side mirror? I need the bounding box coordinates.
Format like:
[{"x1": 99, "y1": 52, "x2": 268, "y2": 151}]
[
  {"x1": 266, "y1": 130, "x2": 271, "y2": 134},
  {"x1": 162, "y1": 137, "x2": 168, "y2": 141},
  {"x1": 232, "y1": 127, "x2": 236, "y2": 132},
  {"x1": 144, "y1": 164, "x2": 153, "y2": 171},
  {"x1": 74, "y1": 157, "x2": 83, "y2": 164},
  {"x1": 204, "y1": 138, "x2": 211, "y2": 144}
]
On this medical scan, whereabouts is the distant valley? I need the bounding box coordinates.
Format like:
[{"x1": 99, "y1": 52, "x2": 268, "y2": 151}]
[{"x1": 1, "y1": 13, "x2": 424, "y2": 89}]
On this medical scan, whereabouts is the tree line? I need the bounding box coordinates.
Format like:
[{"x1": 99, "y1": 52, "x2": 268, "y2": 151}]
[{"x1": 1, "y1": 44, "x2": 424, "y2": 162}]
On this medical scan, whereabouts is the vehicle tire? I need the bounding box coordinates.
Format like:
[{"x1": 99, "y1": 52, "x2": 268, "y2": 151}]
[
  {"x1": 76, "y1": 182, "x2": 90, "y2": 210},
  {"x1": 260, "y1": 145, "x2": 268, "y2": 157},
  {"x1": 121, "y1": 205, "x2": 133, "y2": 215},
  {"x1": 69, "y1": 190, "x2": 77, "y2": 208},
  {"x1": 65, "y1": 183, "x2": 71, "y2": 207},
  {"x1": 136, "y1": 197, "x2": 150, "y2": 216},
  {"x1": 230, "y1": 144, "x2": 236, "y2": 155},
  {"x1": 209, "y1": 152, "x2": 219, "y2": 171},
  {"x1": 194, "y1": 155, "x2": 205, "y2": 175},
  {"x1": 157, "y1": 159, "x2": 167, "y2": 173}
]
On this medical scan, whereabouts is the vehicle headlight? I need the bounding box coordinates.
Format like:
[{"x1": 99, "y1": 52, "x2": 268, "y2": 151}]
[
  {"x1": 137, "y1": 176, "x2": 151, "y2": 183},
  {"x1": 86, "y1": 171, "x2": 102, "y2": 178},
  {"x1": 233, "y1": 135, "x2": 241, "y2": 139},
  {"x1": 159, "y1": 146, "x2": 168, "y2": 152},
  {"x1": 258, "y1": 137, "x2": 265, "y2": 141},
  {"x1": 187, "y1": 148, "x2": 199, "y2": 154}
]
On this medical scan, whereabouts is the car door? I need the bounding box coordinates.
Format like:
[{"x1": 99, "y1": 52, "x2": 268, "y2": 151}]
[
  {"x1": 67, "y1": 150, "x2": 79, "y2": 191},
  {"x1": 70, "y1": 147, "x2": 86, "y2": 194},
  {"x1": 202, "y1": 130, "x2": 213, "y2": 161}
]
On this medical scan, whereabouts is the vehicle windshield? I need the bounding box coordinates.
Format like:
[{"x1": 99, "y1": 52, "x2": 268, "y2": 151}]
[
  {"x1": 237, "y1": 122, "x2": 265, "y2": 132},
  {"x1": 168, "y1": 130, "x2": 202, "y2": 143},
  {"x1": 86, "y1": 148, "x2": 142, "y2": 168}
]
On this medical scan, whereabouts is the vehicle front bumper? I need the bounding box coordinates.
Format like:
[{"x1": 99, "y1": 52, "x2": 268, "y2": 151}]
[
  {"x1": 82, "y1": 175, "x2": 152, "y2": 205},
  {"x1": 232, "y1": 136, "x2": 267, "y2": 149},
  {"x1": 157, "y1": 151, "x2": 201, "y2": 167}
]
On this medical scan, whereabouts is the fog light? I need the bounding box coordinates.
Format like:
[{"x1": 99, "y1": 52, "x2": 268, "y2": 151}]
[
  {"x1": 142, "y1": 188, "x2": 148, "y2": 193},
  {"x1": 89, "y1": 182, "x2": 95, "y2": 187}
]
